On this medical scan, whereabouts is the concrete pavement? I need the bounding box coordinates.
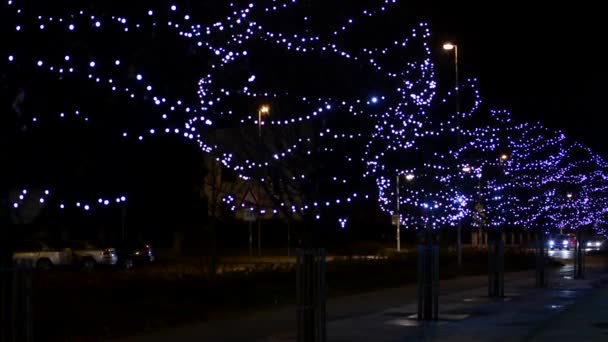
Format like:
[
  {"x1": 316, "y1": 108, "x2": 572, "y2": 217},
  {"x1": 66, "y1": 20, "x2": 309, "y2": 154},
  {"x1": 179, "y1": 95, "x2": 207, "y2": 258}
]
[
  {"x1": 112, "y1": 260, "x2": 608, "y2": 342},
  {"x1": 524, "y1": 282, "x2": 608, "y2": 341},
  {"x1": 308, "y1": 266, "x2": 608, "y2": 342}
]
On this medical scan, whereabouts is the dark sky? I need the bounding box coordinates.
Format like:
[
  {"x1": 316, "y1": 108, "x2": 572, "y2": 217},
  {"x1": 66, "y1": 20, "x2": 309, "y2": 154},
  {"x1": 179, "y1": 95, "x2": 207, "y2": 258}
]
[{"x1": 401, "y1": 1, "x2": 607, "y2": 154}]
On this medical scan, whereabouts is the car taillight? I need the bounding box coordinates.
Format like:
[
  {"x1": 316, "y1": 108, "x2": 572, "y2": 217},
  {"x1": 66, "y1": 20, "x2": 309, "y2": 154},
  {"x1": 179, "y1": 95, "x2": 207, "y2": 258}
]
[{"x1": 102, "y1": 249, "x2": 112, "y2": 256}]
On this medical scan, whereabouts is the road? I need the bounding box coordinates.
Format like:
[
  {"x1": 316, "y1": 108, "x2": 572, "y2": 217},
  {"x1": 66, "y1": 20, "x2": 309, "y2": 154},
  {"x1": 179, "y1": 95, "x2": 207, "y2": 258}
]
[{"x1": 548, "y1": 248, "x2": 605, "y2": 264}]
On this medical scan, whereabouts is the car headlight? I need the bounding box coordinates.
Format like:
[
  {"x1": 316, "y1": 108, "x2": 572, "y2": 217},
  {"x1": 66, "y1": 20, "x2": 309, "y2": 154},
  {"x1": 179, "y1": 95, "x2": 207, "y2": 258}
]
[
  {"x1": 587, "y1": 242, "x2": 593, "y2": 247},
  {"x1": 549, "y1": 240, "x2": 555, "y2": 245},
  {"x1": 562, "y1": 240, "x2": 569, "y2": 245},
  {"x1": 596, "y1": 242, "x2": 602, "y2": 247}
]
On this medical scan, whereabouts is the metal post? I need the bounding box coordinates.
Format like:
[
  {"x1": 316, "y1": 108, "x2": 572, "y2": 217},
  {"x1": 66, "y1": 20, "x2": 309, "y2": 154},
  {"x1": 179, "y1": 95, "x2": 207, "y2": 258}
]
[
  {"x1": 454, "y1": 45, "x2": 462, "y2": 270},
  {"x1": 396, "y1": 175, "x2": 401, "y2": 252},
  {"x1": 258, "y1": 218, "x2": 262, "y2": 258},
  {"x1": 536, "y1": 233, "x2": 548, "y2": 287},
  {"x1": 248, "y1": 221, "x2": 253, "y2": 264},
  {"x1": 258, "y1": 109, "x2": 262, "y2": 139},
  {"x1": 287, "y1": 220, "x2": 291, "y2": 260},
  {"x1": 297, "y1": 249, "x2": 326, "y2": 342},
  {"x1": 574, "y1": 231, "x2": 585, "y2": 279},
  {"x1": 433, "y1": 244, "x2": 439, "y2": 321},
  {"x1": 457, "y1": 223, "x2": 462, "y2": 269},
  {"x1": 417, "y1": 244, "x2": 423, "y2": 320},
  {"x1": 489, "y1": 232, "x2": 495, "y2": 296}
]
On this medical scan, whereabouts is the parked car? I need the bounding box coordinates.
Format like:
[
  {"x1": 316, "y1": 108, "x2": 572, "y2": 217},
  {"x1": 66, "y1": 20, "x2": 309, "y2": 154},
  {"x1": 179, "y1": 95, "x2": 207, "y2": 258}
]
[
  {"x1": 585, "y1": 235, "x2": 606, "y2": 251},
  {"x1": 115, "y1": 242, "x2": 155, "y2": 270},
  {"x1": 12, "y1": 240, "x2": 71, "y2": 270},
  {"x1": 61, "y1": 240, "x2": 118, "y2": 270},
  {"x1": 548, "y1": 234, "x2": 571, "y2": 250}
]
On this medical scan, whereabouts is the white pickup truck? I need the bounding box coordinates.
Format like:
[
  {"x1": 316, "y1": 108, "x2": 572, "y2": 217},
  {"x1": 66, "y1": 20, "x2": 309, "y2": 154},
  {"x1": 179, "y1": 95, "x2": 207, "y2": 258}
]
[{"x1": 13, "y1": 240, "x2": 72, "y2": 270}]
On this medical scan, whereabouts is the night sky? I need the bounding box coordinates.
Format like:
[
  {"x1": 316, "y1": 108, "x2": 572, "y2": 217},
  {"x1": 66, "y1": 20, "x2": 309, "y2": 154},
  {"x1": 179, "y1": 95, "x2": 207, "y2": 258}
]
[{"x1": 410, "y1": 1, "x2": 606, "y2": 153}]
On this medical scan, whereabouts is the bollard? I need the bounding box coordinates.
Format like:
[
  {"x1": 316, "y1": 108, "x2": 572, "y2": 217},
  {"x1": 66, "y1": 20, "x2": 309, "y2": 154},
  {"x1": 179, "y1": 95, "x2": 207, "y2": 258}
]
[{"x1": 296, "y1": 249, "x2": 326, "y2": 342}]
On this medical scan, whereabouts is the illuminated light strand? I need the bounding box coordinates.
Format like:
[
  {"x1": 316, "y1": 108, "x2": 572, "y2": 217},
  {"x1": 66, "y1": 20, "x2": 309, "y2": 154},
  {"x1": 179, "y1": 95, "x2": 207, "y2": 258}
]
[
  {"x1": 9, "y1": 1, "x2": 608, "y2": 228},
  {"x1": 10, "y1": 188, "x2": 127, "y2": 212}
]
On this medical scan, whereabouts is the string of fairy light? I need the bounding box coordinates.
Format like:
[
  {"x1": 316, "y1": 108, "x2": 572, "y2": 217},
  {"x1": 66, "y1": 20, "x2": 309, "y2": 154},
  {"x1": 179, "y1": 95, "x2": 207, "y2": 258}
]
[
  {"x1": 5, "y1": 0, "x2": 608, "y2": 232},
  {"x1": 5, "y1": 0, "x2": 400, "y2": 217}
]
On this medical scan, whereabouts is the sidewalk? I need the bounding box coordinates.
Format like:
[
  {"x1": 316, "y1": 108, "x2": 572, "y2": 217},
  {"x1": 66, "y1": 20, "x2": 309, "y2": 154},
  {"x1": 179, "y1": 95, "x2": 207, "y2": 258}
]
[
  {"x1": 306, "y1": 266, "x2": 608, "y2": 342},
  {"x1": 525, "y1": 281, "x2": 608, "y2": 341},
  {"x1": 112, "y1": 265, "x2": 608, "y2": 342}
]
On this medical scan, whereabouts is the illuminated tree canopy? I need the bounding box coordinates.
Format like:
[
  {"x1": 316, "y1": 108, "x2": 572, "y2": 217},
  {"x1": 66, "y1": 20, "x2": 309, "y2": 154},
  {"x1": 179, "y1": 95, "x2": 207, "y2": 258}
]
[{"x1": 3, "y1": 0, "x2": 608, "y2": 233}]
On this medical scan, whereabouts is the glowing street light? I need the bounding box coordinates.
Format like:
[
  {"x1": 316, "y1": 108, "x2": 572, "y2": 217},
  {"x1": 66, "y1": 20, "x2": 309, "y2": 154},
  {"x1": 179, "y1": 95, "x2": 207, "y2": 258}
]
[
  {"x1": 462, "y1": 166, "x2": 472, "y2": 173},
  {"x1": 443, "y1": 43, "x2": 456, "y2": 51},
  {"x1": 500, "y1": 154, "x2": 509, "y2": 161},
  {"x1": 258, "y1": 105, "x2": 270, "y2": 139},
  {"x1": 567, "y1": 193, "x2": 573, "y2": 199},
  {"x1": 405, "y1": 173, "x2": 415, "y2": 181}
]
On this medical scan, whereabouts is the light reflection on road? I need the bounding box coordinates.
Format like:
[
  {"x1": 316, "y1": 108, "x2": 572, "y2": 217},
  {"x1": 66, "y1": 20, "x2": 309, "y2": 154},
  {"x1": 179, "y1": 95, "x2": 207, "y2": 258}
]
[{"x1": 548, "y1": 249, "x2": 573, "y2": 260}]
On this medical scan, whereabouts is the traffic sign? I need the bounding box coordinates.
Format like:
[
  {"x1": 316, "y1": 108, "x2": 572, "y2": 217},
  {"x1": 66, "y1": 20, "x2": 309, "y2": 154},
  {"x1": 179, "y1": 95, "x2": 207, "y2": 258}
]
[
  {"x1": 243, "y1": 208, "x2": 257, "y2": 222},
  {"x1": 241, "y1": 188, "x2": 257, "y2": 207},
  {"x1": 241, "y1": 188, "x2": 258, "y2": 222}
]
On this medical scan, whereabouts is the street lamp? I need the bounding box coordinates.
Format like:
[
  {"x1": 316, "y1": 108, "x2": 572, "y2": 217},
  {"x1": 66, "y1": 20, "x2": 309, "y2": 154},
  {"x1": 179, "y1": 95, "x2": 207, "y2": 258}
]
[
  {"x1": 443, "y1": 42, "x2": 459, "y2": 103},
  {"x1": 256, "y1": 104, "x2": 270, "y2": 258},
  {"x1": 489, "y1": 152, "x2": 511, "y2": 297},
  {"x1": 443, "y1": 42, "x2": 455, "y2": 51},
  {"x1": 562, "y1": 193, "x2": 573, "y2": 234},
  {"x1": 258, "y1": 105, "x2": 270, "y2": 139},
  {"x1": 444, "y1": 42, "x2": 463, "y2": 268},
  {"x1": 395, "y1": 173, "x2": 415, "y2": 252}
]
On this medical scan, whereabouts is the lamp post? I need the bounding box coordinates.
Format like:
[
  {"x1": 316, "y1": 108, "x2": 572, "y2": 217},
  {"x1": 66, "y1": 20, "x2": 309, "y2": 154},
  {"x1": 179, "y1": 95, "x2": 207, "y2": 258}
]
[
  {"x1": 562, "y1": 193, "x2": 573, "y2": 235},
  {"x1": 443, "y1": 43, "x2": 459, "y2": 105},
  {"x1": 489, "y1": 152, "x2": 509, "y2": 298},
  {"x1": 444, "y1": 42, "x2": 463, "y2": 269},
  {"x1": 258, "y1": 105, "x2": 270, "y2": 139},
  {"x1": 257, "y1": 105, "x2": 270, "y2": 258}
]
